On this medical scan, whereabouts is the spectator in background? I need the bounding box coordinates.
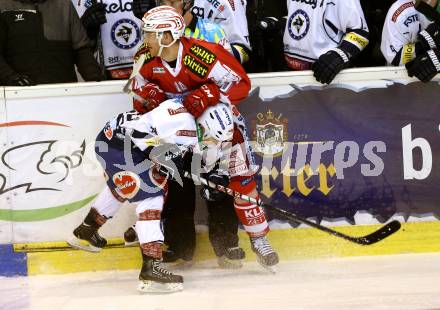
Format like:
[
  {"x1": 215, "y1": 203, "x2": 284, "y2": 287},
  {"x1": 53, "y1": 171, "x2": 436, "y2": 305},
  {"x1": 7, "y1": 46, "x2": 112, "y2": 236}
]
[
  {"x1": 0, "y1": 0, "x2": 102, "y2": 86},
  {"x1": 354, "y1": 0, "x2": 394, "y2": 67},
  {"x1": 283, "y1": 0, "x2": 370, "y2": 84},
  {"x1": 381, "y1": 0, "x2": 440, "y2": 82},
  {"x1": 191, "y1": 0, "x2": 251, "y2": 64},
  {"x1": 246, "y1": 0, "x2": 288, "y2": 73},
  {"x1": 73, "y1": 0, "x2": 154, "y2": 79}
]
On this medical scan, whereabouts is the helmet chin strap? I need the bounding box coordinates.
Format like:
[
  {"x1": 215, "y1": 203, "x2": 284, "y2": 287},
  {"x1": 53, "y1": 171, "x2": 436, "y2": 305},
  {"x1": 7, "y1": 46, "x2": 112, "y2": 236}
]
[{"x1": 156, "y1": 32, "x2": 177, "y2": 57}]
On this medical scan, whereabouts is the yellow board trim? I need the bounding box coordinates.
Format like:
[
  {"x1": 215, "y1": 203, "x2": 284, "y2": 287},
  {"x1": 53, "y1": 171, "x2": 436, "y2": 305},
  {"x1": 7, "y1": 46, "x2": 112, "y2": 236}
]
[{"x1": 22, "y1": 221, "x2": 440, "y2": 275}]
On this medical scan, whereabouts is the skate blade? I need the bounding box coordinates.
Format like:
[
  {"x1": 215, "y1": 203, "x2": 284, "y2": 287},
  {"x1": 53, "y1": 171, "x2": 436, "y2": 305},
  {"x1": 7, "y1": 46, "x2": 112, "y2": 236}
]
[
  {"x1": 217, "y1": 257, "x2": 243, "y2": 270},
  {"x1": 67, "y1": 237, "x2": 102, "y2": 253},
  {"x1": 124, "y1": 240, "x2": 139, "y2": 247},
  {"x1": 137, "y1": 280, "x2": 183, "y2": 294},
  {"x1": 256, "y1": 258, "x2": 277, "y2": 274}
]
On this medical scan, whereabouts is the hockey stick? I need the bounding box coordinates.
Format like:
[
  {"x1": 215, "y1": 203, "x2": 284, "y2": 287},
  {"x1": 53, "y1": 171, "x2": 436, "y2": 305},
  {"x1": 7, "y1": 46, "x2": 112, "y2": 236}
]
[
  {"x1": 122, "y1": 52, "x2": 148, "y2": 103},
  {"x1": 180, "y1": 170, "x2": 401, "y2": 245}
]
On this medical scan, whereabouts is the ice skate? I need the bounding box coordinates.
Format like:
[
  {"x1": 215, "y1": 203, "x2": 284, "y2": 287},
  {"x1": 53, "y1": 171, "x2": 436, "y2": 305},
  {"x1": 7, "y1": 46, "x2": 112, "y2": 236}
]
[
  {"x1": 138, "y1": 255, "x2": 184, "y2": 293},
  {"x1": 67, "y1": 223, "x2": 107, "y2": 253},
  {"x1": 217, "y1": 247, "x2": 245, "y2": 269},
  {"x1": 250, "y1": 236, "x2": 279, "y2": 273},
  {"x1": 67, "y1": 208, "x2": 107, "y2": 253},
  {"x1": 123, "y1": 226, "x2": 139, "y2": 246}
]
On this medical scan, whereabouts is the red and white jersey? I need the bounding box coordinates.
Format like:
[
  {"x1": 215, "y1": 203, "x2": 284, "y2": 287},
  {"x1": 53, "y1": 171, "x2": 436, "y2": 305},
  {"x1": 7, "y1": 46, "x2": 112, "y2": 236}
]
[
  {"x1": 136, "y1": 37, "x2": 251, "y2": 105},
  {"x1": 381, "y1": 0, "x2": 432, "y2": 65},
  {"x1": 192, "y1": 0, "x2": 251, "y2": 51},
  {"x1": 283, "y1": 0, "x2": 369, "y2": 62}
]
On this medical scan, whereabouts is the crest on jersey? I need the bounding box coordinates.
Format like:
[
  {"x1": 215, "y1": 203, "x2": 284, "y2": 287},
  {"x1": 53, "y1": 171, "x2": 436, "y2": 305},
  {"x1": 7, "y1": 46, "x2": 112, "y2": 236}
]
[
  {"x1": 252, "y1": 110, "x2": 288, "y2": 157},
  {"x1": 288, "y1": 9, "x2": 310, "y2": 41},
  {"x1": 111, "y1": 19, "x2": 141, "y2": 49}
]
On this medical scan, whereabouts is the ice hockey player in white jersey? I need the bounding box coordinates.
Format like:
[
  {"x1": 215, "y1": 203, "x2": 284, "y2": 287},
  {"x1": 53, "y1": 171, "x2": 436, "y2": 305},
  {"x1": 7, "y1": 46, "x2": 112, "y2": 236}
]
[
  {"x1": 68, "y1": 98, "x2": 279, "y2": 292},
  {"x1": 72, "y1": 0, "x2": 148, "y2": 79},
  {"x1": 69, "y1": 98, "x2": 196, "y2": 293},
  {"x1": 283, "y1": 0, "x2": 370, "y2": 84},
  {"x1": 381, "y1": 0, "x2": 440, "y2": 82}
]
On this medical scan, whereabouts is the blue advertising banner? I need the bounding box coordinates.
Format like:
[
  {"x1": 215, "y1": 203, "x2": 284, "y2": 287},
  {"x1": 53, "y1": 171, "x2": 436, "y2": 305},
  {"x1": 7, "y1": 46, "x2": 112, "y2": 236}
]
[{"x1": 240, "y1": 81, "x2": 440, "y2": 225}]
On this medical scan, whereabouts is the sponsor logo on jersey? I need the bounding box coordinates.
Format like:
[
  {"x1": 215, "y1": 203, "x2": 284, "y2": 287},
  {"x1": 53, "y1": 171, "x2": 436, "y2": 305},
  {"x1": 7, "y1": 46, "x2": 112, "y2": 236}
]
[
  {"x1": 176, "y1": 130, "x2": 197, "y2": 137},
  {"x1": 288, "y1": 9, "x2": 310, "y2": 41},
  {"x1": 392, "y1": 2, "x2": 414, "y2": 22},
  {"x1": 190, "y1": 44, "x2": 217, "y2": 64},
  {"x1": 112, "y1": 171, "x2": 141, "y2": 199},
  {"x1": 183, "y1": 55, "x2": 209, "y2": 78},
  {"x1": 103, "y1": 123, "x2": 113, "y2": 140},
  {"x1": 291, "y1": 0, "x2": 317, "y2": 9},
  {"x1": 14, "y1": 14, "x2": 24, "y2": 22},
  {"x1": 251, "y1": 109, "x2": 288, "y2": 157},
  {"x1": 214, "y1": 64, "x2": 241, "y2": 93},
  {"x1": 344, "y1": 32, "x2": 369, "y2": 50},
  {"x1": 149, "y1": 166, "x2": 168, "y2": 189},
  {"x1": 153, "y1": 67, "x2": 165, "y2": 73},
  {"x1": 214, "y1": 110, "x2": 226, "y2": 130},
  {"x1": 111, "y1": 18, "x2": 141, "y2": 49},
  {"x1": 168, "y1": 107, "x2": 188, "y2": 115},
  {"x1": 404, "y1": 14, "x2": 419, "y2": 27}
]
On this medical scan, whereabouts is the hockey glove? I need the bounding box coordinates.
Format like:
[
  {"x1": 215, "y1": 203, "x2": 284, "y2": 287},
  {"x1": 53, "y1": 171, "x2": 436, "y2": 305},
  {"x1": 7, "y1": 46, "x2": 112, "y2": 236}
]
[
  {"x1": 6, "y1": 74, "x2": 34, "y2": 86},
  {"x1": 406, "y1": 49, "x2": 440, "y2": 82},
  {"x1": 81, "y1": 2, "x2": 107, "y2": 39},
  {"x1": 133, "y1": 83, "x2": 166, "y2": 114},
  {"x1": 312, "y1": 48, "x2": 350, "y2": 84},
  {"x1": 183, "y1": 83, "x2": 220, "y2": 118},
  {"x1": 417, "y1": 22, "x2": 440, "y2": 51},
  {"x1": 146, "y1": 144, "x2": 193, "y2": 184},
  {"x1": 132, "y1": 0, "x2": 156, "y2": 20},
  {"x1": 200, "y1": 171, "x2": 229, "y2": 202}
]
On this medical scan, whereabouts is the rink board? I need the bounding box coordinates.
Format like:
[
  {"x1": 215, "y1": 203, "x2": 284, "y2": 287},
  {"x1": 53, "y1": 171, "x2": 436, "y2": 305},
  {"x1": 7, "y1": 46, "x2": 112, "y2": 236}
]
[
  {"x1": 1, "y1": 67, "x2": 440, "y2": 276},
  {"x1": 3, "y1": 221, "x2": 440, "y2": 276}
]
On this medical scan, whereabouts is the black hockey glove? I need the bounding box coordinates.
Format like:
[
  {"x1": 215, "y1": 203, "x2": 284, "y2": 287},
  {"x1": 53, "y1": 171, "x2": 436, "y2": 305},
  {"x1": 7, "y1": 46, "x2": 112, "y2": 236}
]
[
  {"x1": 132, "y1": 0, "x2": 156, "y2": 20},
  {"x1": 200, "y1": 171, "x2": 229, "y2": 202},
  {"x1": 6, "y1": 74, "x2": 34, "y2": 86},
  {"x1": 81, "y1": 2, "x2": 107, "y2": 39},
  {"x1": 312, "y1": 48, "x2": 350, "y2": 84},
  {"x1": 406, "y1": 49, "x2": 440, "y2": 82},
  {"x1": 417, "y1": 22, "x2": 440, "y2": 51},
  {"x1": 146, "y1": 144, "x2": 192, "y2": 183}
]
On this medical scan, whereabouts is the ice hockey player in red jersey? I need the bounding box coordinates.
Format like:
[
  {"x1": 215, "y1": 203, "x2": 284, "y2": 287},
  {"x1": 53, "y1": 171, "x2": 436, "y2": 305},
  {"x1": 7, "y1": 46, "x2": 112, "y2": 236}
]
[
  {"x1": 129, "y1": 5, "x2": 251, "y2": 115},
  {"x1": 130, "y1": 6, "x2": 278, "y2": 270}
]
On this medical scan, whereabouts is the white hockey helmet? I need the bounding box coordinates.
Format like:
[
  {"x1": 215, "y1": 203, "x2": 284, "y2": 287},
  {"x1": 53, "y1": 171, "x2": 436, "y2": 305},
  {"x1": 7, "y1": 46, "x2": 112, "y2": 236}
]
[
  {"x1": 197, "y1": 104, "x2": 234, "y2": 142},
  {"x1": 142, "y1": 6, "x2": 185, "y2": 40}
]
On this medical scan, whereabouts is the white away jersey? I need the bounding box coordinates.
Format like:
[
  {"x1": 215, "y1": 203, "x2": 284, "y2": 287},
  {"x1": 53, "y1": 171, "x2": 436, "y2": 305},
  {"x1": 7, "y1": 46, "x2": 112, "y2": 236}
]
[
  {"x1": 381, "y1": 0, "x2": 432, "y2": 65},
  {"x1": 283, "y1": 0, "x2": 369, "y2": 62},
  {"x1": 72, "y1": 0, "x2": 143, "y2": 79},
  {"x1": 118, "y1": 99, "x2": 198, "y2": 152},
  {"x1": 192, "y1": 0, "x2": 251, "y2": 50}
]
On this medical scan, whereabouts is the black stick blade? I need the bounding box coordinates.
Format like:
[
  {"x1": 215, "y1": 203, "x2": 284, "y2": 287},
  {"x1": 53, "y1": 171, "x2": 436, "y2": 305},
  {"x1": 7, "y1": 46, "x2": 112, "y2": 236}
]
[{"x1": 351, "y1": 220, "x2": 401, "y2": 245}]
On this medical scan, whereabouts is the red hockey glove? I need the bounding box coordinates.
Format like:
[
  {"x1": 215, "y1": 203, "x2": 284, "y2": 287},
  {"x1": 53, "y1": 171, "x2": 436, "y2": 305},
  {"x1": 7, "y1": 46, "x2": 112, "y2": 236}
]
[
  {"x1": 132, "y1": 83, "x2": 166, "y2": 114},
  {"x1": 183, "y1": 83, "x2": 220, "y2": 118}
]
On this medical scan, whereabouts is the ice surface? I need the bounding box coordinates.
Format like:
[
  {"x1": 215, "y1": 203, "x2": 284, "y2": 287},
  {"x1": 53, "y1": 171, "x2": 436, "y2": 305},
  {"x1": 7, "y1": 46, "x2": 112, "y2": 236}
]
[{"x1": 2, "y1": 253, "x2": 440, "y2": 310}]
